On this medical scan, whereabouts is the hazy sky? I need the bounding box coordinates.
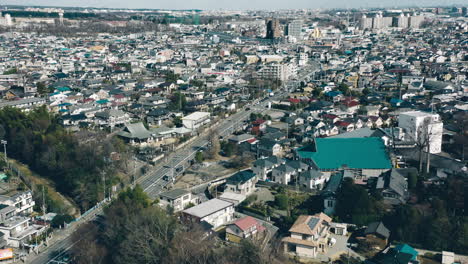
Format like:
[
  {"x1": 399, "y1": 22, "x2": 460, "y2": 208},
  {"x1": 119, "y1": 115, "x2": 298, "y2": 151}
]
[{"x1": 1, "y1": 0, "x2": 464, "y2": 10}]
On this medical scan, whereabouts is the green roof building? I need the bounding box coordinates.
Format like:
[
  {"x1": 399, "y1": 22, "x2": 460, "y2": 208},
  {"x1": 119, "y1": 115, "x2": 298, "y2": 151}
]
[{"x1": 297, "y1": 137, "x2": 392, "y2": 171}]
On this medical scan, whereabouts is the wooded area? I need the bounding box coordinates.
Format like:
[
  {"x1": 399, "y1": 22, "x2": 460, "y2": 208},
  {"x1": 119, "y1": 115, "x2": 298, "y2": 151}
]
[
  {"x1": 0, "y1": 106, "x2": 129, "y2": 211},
  {"x1": 71, "y1": 186, "x2": 293, "y2": 264}
]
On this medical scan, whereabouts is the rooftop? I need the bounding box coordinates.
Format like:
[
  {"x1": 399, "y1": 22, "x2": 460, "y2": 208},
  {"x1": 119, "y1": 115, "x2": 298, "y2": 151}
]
[
  {"x1": 160, "y1": 189, "x2": 190, "y2": 200},
  {"x1": 183, "y1": 198, "x2": 233, "y2": 219},
  {"x1": 297, "y1": 137, "x2": 392, "y2": 170}
]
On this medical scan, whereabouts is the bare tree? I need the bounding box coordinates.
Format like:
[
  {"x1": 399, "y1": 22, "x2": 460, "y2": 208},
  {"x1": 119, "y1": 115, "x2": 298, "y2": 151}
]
[
  {"x1": 207, "y1": 129, "x2": 220, "y2": 160},
  {"x1": 453, "y1": 112, "x2": 468, "y2": 161},
  {"x1": 71, "y1": 223, "x2": 107, "y2": 264},
  {"x1": 410, "y1": 117, "x2": 435, "y2": 175}
]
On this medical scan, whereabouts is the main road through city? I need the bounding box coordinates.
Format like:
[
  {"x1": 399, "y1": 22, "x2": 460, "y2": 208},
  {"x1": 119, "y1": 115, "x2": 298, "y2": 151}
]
[
  {"x1": 25, "y1": 60, "x2": 320, "y2": 264},
  {"x1": 137, "y1": 60, "x2": 320, "y2": 200}
]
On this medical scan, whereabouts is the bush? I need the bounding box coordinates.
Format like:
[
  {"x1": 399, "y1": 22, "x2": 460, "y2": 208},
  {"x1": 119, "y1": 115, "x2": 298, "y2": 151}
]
[
  {"x1": 242, "y1": 206, "x2": 266, "y2": 217},
  {"x1": 240, "y1": 194, "x2": 257, "y2": 207},
  {"x1": 51, "y1": 214, "x2": 74, "y2": 228},
  {"x1": 274, "y1": 194, "x2": 289, "y2": 210}
]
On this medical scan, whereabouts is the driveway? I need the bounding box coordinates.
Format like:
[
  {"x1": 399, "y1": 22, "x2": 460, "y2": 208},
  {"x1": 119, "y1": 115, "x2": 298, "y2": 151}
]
[{"x1": 315, "y1": 234, "x2": 364, "y2": 262}]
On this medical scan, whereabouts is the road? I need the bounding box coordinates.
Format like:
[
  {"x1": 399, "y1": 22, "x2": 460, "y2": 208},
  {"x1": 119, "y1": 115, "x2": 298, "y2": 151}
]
[
  {"x1": 26, "y1": 201, "x2": 107, "y2": 264},
  {"x1": 137, "y1": 59, "x2": 320, "y2": 200},
  {"x1": 137, "y1": 106, "x2": 255, "y2": 199},
  {"x1": 25, "y1": 59, "x2": 321, "y2": 263}
]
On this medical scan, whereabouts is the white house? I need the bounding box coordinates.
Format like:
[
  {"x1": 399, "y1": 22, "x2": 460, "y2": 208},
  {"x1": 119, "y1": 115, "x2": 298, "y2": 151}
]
[
  {"x1": 299, "y1": 170, "x2": 329, "y2": 190},
  {"x1": 0, "y1": 191, "x2": 35, "y2": 216},
  {"x1": 182, "y1": 198, "x2": 234, "y2": 229},
  {"x1": 159, "y1": 189, "x2": 199, "y2": 213},
  {"x1": 0, "y1": 216, "x2": 46, "y2": 247},
  {"x1": 182, "y1": 111, "x2": 211, "y2": 130}
]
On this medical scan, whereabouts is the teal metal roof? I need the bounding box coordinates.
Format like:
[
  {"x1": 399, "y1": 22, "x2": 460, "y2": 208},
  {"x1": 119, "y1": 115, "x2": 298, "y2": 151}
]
[
  {"x1": 96, "y1": 99, "x2": 109, "y2": 104},
  {"x1": 394, "y1": 244, "x2": 418, "y2": 260},
  {"x1": 297, "y1": 137, "x2": 392, "y2": 170}
]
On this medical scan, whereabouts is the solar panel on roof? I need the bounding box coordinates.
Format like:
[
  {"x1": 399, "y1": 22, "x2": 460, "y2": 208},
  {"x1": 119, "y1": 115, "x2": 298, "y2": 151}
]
[{"x1": 307, "y1": 218, "x2": 320, "y2": 231}]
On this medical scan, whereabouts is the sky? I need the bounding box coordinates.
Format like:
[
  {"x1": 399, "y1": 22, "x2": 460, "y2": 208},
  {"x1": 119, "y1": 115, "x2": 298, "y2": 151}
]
[{"x1": 1, "y1": 0, "x2": 465, "y2": 10}]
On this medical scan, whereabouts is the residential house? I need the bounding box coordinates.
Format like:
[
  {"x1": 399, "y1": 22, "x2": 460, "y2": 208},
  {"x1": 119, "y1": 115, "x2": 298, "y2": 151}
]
[
  {"x1": 0, "y1": 191, "x2": 35, "y2": 216},
  {"x1": 147, "y1": 108, "x2": 171, "y2": 125},
  {"x1": 228, "y1": 134, "x2": 255, "y2": 145},
  {"x1": 335, "y1": 121, "x2": 355, "y2": 133},
  {"x1": 182, "y1": 198, "x2": 234, "y2": 229},
  {"x1": 257, "y1": 139, "x2": 282, "y2": 157},
  {"x1": 94, "y1": 109, "x2": 130, "y2": 128},
  {"x1": 364, "y1": 221, "x2": 390, "y2": 243},
  {"x1": 224, "y1": 170, "x2": 257, "y2": 196},
  {"x1": 252, "y1": 157, "x2": 284, "y2": 181},
  {"x1": 0, "y1": 216, "x2": 46, "y2": 248},
  {"x1": 117, "y1": 122, "x2": 154, "y2": 145},
  {"x1": 375, "y1": 169, "x2": 413, "y2": 205},
  {"x1": 299, "y1": 169, "x2": 328, "y2": 190},
  {"x1": 226, "y1": 216, "x2": 266, "y2": 243},
  {"x1": 321, "y1": 172, "x2": 344, "y2": 215},
  {"x1": 251, "y1": 119, "x2": 267, "y2": 135},
  {"x1": 282, "y1": 213, "x2": 334, "y2": 258},
  {"x1": 159, "y1": 189, "x2": 200, "y2": 213},
  {"x1": 272, "y1": 164, "x2": 297, "y2": 185}
]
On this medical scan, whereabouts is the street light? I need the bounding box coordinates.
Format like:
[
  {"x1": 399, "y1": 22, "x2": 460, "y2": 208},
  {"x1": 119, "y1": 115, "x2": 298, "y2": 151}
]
[{"x1": 1, "y1": 140, "x2": 6, "y2": 164}]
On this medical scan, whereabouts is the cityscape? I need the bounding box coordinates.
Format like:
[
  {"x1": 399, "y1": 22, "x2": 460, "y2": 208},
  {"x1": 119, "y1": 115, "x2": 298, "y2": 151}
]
[{"x1": 0, "y1": 3, "x2": 466, "y2": 264}]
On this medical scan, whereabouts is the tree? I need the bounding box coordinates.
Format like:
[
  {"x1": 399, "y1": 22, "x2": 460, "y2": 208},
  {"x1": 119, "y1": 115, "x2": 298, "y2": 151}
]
[
  {"x1": 275, "y1": 194, "x2": 289, "y2": 210},
  {"x1": 335, "y1": 178, "x2": 383, "y2": 226},
  {"x1": 362, "y1": 87, "x2": 371, "y2": 96},
  {"x1": 195, "y1": 151, "x2": 204, "y2": 163},
  {"x1": 221, "y1": 141, "x2": 236, "y2": 157},
  {"x1": 168, "y1": 92, "x2": 186, "y2": 111},
  {"x1": 338, "y1": 82, "x2": 350, "y2": 95},
  {"x1": 173, "y1": 116, "x2": 182, "y2": 127},
  {"x1": 407, "y1": 171, "x2": 418, "y2": 189},
  {"x1": 189, "y1": 79, "x2": 204, "y2": 88},
  {"x1": 36, "y1": 82, "x2": 49, "y2": 95},
  {"x1": 0, "y1": 106, "x2": 129, "y2": 211},
  {"x1": 165, "y1": 71, "x2": 180, "y2": 83},
  {"x1": 207, "y1": 130, "x2": 220, "y2": 159},
  {"x1": 411, "y1": 117, "x2": 435, "y2": 174},
  {"x1": 51, "y1": 214, "x2": 74, "y2": 228},
  {"x1": 452, "y1": 112, "x2": 468, "y2": 161},
  {"x1": 3, "y1": 68, "x2": 17, "y2": 75}
]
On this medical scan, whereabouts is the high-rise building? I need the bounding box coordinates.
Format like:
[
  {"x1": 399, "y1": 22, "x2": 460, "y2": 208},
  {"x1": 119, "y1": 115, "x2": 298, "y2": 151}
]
[
  {"x1": 258, "y1": 62, "x2": 296, "y2": 82},
  {"x1": 58, "y1": 12, "x2": 64, "y2": 25},
  {"x1": 409, "y1": 15, "x2": 424, "y2": 28},
  {"x1": 462, "y1": 7, "x2": 467, "y2": 16},
  {"x1": 360, "y1": 14, "x2": 373, "y2": 30},
  {"x1": 266, "y1": 18, "x2": 282, "y2": 39},
  {"x1": 287, "y1": 19, "x2": 303, "y2": 40},
  {"x1": 395, "y1": 13, "x2": 410, "y2": 28},
  {"x1": 0, "y1": 13, "x2": 13, "y2": 27}
]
